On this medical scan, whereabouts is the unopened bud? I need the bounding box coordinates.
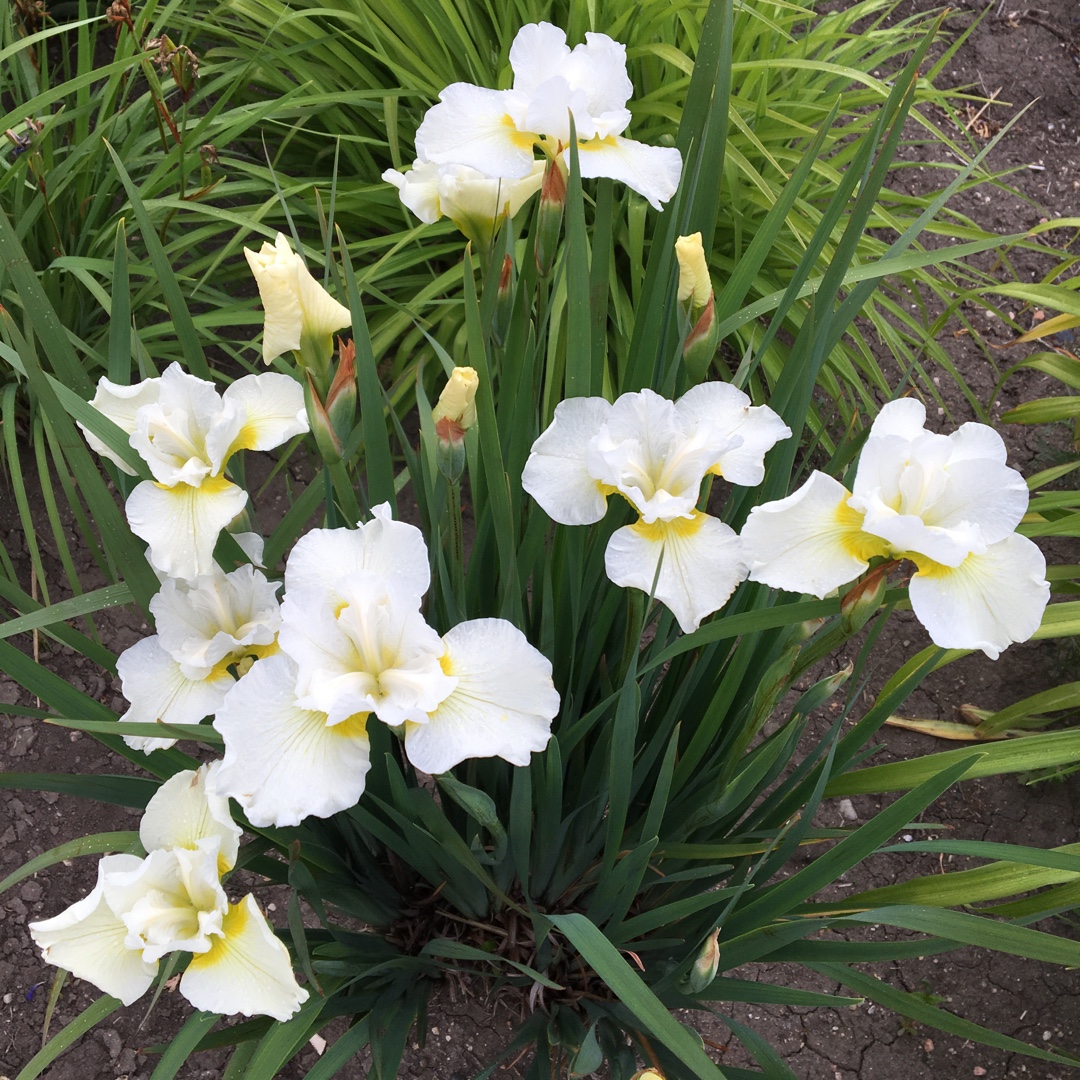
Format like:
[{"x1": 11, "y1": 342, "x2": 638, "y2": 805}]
[
  {"x1": 534, "y1": 157, "x2": 566, "y2": 276},
  {"x1": 305, "y1": 370, "x2": 343, "y2": 464},
  {"x1": 491, "y1": 254, "x2": 515, "y2": 347},
  {"x1": 432, "y1": 366, "x2": 478, "y2": 430},
  {"x1": 326, "y1": 338, "x2": 357, "y2": 441},
  {"x1": 682, "y1": 292, "x2": 719, "y2": 381},
  {"x1": 840, "y1": 563, "x2": 889, "y2": 635},
  {"x1": 435, "y1": 416, "x2": 467, "y2": 483},
  {"x1": 630, "y1": 1070, "x2": 666, "y2": 1080},
  {"x1": 689, "y1": 929, "x2": 720, "y2": 993},
  {"x1": 675, "y1": 232, "x2": 712, "y2": 311}
]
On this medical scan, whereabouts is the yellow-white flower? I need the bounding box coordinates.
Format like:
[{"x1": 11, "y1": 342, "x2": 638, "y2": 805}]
[
  {"x1": 83, "y1": 363, "x2": 307, "y2": 581},
  {"x1": 382, "y1": 159, "x2": 545, "y2": 245},
  {"x1": 741, "y1": 398, "x2": 1050, "y2": 658},
  {"x1": 414, "y1": 22, "x2": 682, "y2": 210},
  {"x1": 117, "y1": 565, "x2": 281, "y2": 753},
  {"x1": 28, "y1": 765, "x2": 307, "y2": 1020},
  {"x1": 522, "y1": 384, "x2": 790, "y2": 632},
  {"x1": 243, "y1": 232, "x2": 352, "y2": 366},
  {"x1": 211, "y1": 505, "x2": 559, "y2": 826}
]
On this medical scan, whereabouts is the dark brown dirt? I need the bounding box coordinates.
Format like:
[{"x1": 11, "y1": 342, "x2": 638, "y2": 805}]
[{"x1": 3, "y1": 1, "x2": 1080, "y2": 1077}]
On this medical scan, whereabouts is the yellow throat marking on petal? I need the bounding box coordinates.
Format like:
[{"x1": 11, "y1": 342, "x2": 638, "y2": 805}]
[
  {"x1": 186, "y1": 899, "x2": 248, "y2": 972},
  {"x1": 502, "y1": 115, "x2": 538, "y2": 152},
  {"x1": 330, "y1": 711, "x2": 369, "y2": 739},
  {"x1": 631, "y1": 511, "x2": 706, "y2": 543},
  {"x1": 578, "y1": 135, "x2": 619, "y2": 153},
  {"x1": 835, "y1": 500, "x2": 889, "y2": 563},
  {"x1": 904, "y1": 552, "x2": 950, "y2": 578}
]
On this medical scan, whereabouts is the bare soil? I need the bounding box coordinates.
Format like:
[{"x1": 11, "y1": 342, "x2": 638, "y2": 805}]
[{"x1": 2, "y1": 1, "x2": 1080, "y2": 1077}]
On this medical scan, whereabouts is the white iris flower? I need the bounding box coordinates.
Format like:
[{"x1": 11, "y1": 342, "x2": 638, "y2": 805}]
[
  {"x1": 413, "y1": 22, "x2": 683, "y2": 210},
  {"x1": 28, "y1": 765, "x2": 308, "y2": 1021},
  {"x1": 740, "y1": 398, "x2": 1051, "y2": 658},
  {"x1": 83, "y1": 363, "x2": 308, "y2": 580},
  {"x1": 211, "y1": 505, "x2": 559, "y2": 827},
  {"x1": 117, "y1": 565, "x2": 282, "y2": 753},
  {"x1": 521, "y1": 384, "x2": 791, "y2": 633}
]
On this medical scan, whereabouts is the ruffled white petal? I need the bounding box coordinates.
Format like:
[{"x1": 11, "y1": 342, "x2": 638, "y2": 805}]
[
  {"x1": 140, "y1": 764, "x2": 241, "y2": 872},
  {"x1": 180, "y1": 895, "x2": 309, "y2": 1021},
  {"x1": 742, "y1": 471, "x2": 881, "y2": 598},
  {"x1": 605, "y1": 512, "x2": 746, "y2": 633},
  {"x1": 867, "y1": 397, "x2": 927, "y2": 440},
  {"x1": 573, "y1": 135, "x2": 683, "y2": 210},
  {"x1": 404, "y1": 619, "x2": 558, "y2": 774},
  {"x1": 28, "y1": 854, "x2": 155, "y2": 1006},
  {"x1": 116, "y1": 636, "x2": 235, "y2": 753},
  {"x1": 223, "y1": 372, "x2": 309, "y2": 455},
  {"x1": 152, "y1": 565, "x2": 281, "y2": 678},
  {"x1": 125, "y1": 476, "x2": 248, "y2": 581},
  {"x1": 280, "y1": 576, "x2": 452, "y2": 726},
  {"x1": 111, "y1": 844, "x2": 226, "y2": 963},
  {"x1": 82, "y1": 377, "x2": 161, "y2": 474},
  {"x1": 675, "y1": 382, "x2": 791, "y2": 487},
  {"x1": 588, "y1": 389, "x2": 724, "y2": 522},
  {"x1": 509, "y1": 22, "x2": 571, "y2": 97},
  {"x1": 213, "y1": 655, "x2": 371, "y2": 827},
  {"x1": 908, "y1": 533, "x2": 1050, "y2": 659},
  {"x1": 522, "y1": 397, "x2": 613, "y2": 525},
  {"x1": 416, "y1": 83, "x2": 538, "y2": 180},
  {"x1": 284, "y1": 503, "x2": 430, "y2": 602}
]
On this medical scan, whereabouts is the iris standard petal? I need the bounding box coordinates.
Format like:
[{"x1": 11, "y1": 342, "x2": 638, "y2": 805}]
[
  {"x1": 213, "y1": 655, "x2": 371, "y2": 827},
  {"x1": 152, "y1": 565, "x2": 281, "y2": 678},
  {"x1": 140, "y1": 763, "x2": 241, "y2": 872},
  {"x1": 180, "y1": 894, "x2": 309, "y2": 1021},
  {"x1": 223, "y1": 372, "x2": 309, "y2": 456},
  {"x1": 284, "y1": 503, "x2": 430, "y2": 602},
  {"x1": 675, "y1": 382, "x2": 791, "y2": 487},
  {"x1": 28, "y1": 854, "x2": 155, "y2": 1006},
  {"x1": 867, "y1": 397, "x2": 928, "y2": 440},
  {"x1": 573, "y1": 135, "x2": 683, "y2": 210},
  {"x1": 509, "y1": 21, "x2": 571, "y2": 97},
  {"x1": 522, "y1": 397, "x2": 613, "y2": 525},
  {"x1": 742, "y1": 471, "x2": 886, "y2": 598},
  {"x1": 908, "y1": 533, "x2": 1050, "y2": 659},
  {"x1": 605, "y1": 512, "x2": 747, "y2": 633},
  {"x1": 125, "y1": 475, "x2": 248, "y2": 581},
  {"x1": 403, "y1": 618, "x2": 558, "y2": 775}
]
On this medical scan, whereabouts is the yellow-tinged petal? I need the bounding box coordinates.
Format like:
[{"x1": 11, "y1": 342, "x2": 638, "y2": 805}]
[
  {"x1": 605, "y1": 511, "x2": 747, "y2": 633},
  {"x1": 181, "y1": 895, "x2": 309, "y2": 1021},
  {"x1": 403, "y1": 619, "x2": 558, "y2": 775},
  {"x1": 223, "y1": 372, "x2": 308, "y2": 457},
  {"x1": 432, "y1": 366, "x2": 479, "y2": 430},
  {"x1": 675, "y1": 232, "x2": 711, "y2": 309},
  {"x1": 213, "y1": 654, "x2": 371, "y2": 827},
  {"x1": 243, "y1": 233, "x2": 351, "y2": 365},
  {"x1": 125, "y1": 475, "x2": 248, "y2": 582},
  {"x1": 140, "y1": 763, "x2": 241, "y2": 872},
  {"x1": 742, "y1": 472, "x2": 885, "y2": 598},
  {"x1": 28, "y1": 854, "x2": 156, "y2": 1006},
  {"x1": 907, "y1": 533, "x2": 1050, "y2": 659}
]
